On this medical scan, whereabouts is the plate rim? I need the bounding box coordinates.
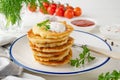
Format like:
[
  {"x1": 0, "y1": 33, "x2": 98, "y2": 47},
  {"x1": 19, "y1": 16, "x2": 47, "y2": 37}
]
[{"x1": 9, "y1": 30, "x2": 111, "y2": 75}]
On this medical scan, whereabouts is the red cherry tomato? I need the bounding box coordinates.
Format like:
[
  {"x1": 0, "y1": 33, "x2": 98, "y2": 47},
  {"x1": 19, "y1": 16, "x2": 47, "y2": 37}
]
[
  {"x1": 64, "y1": 9, "x2": 74, "y2": 19},
  {"x1": 66, "y1": 4, "x2": 74, "y2": 10},
  {"x1": 39, "y1": 2, "x2": 49, "y2": 14},
  {"x1": 74, "y1": 7, "x2": 82, "y2": 16},
  {"x1": 55, "y1": 7, "x2": 64, "y2": 17},
  {"x1": 28, "y1": 3, "x2": 37, "y2": 12},
  {"x1": 47, "y1": 2, "x2": 57, "y2": 15},
  {"x1": 58, "y1": 3, "x2": 64, "y2": 9},
  {"x1": 50, "y1": 2, "x2": 57, "y2": 10},
  {"x1": 43, "y1": 2, "x2": 49, "y2": 9},
  {"x1": 55, "y1": 3, "x2": 65, "y2": 17},
  {"x1": 47, "y1": 6, "x2": 56, "y2": 15}
]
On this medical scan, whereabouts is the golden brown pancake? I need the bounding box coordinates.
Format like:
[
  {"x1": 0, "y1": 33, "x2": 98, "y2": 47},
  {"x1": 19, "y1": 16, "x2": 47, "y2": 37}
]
[
  {"x1": 30, "y1": 37, "x2": 68, "y2": 47},
  {"x1": 32, "y1": 48, "x2": 70, "y2": 57},
  {"x1": 34, "y1": 49, "x2": 72, "y2": 66},
  {"x1": 32, "y1": 21, "x2": 74, "y2": 39},
  {"x1": 33, "y1": 49, "x2": 70, "y2": 61},
  {"x1": 27, "y1": 29, "x2": 69, "y2": 44},
  {"x1": 29, "y1": 37, "x2": 74, "y2": 52}
]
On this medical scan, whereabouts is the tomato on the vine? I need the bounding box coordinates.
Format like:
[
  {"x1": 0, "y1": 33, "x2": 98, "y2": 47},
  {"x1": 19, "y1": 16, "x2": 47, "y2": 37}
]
[
  {"x1": 58, "y1": 3, "x2": 64, "y2": 9},
  {"x1": 55, "y1": 3, "x2": 65, "y2": 17},
  {"x1": 28, "y1": 3, "x2": 37, "y2": 12},
  {"x1": 50, "y1": 3, "x2": 57, "y2": 9},
  {"x1": 43, "y1": 2, "x2": 49, "y2": 9},
  {"x1": 64, "y1": 9, "x2": 74, "y2": 19},
  {"x1": 55, "y1": 7, "x2": 64, "y2": 17},
  {"x1": 47, "y1": 6, "x2": 56, "y2": 15},
  {"x1": 39, "y1": 2, "x2": 49, "y2": 14},
  {"x1": 47, "y1": 2, "x2": 57, "y2": 15},
  {"x1": 74, "y1": 7, "x2": 82, "y2": 16},
  {"x1": 66, "y1": 4, "x2": 74, "y2": 10}
]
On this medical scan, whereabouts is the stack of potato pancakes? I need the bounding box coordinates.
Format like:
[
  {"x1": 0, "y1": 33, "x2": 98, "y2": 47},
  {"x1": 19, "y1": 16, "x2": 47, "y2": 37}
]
[{"x1": 27, "y1": 20, "x2": 74, "y2": 66}]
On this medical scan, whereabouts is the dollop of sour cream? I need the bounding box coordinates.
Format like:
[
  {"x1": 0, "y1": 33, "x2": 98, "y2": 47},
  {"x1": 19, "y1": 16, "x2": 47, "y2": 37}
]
[{"x1": 49, "y1": 22, "x2": 66, "y2": 33}]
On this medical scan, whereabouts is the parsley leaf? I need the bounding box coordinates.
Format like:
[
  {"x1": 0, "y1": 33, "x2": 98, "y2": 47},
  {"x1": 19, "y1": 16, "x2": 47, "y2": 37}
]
[
  {"x1": 37, "y1": 19, "x2": 50, "y2": 30},
  {"x1": 70, "y1": 45, "x2": 95, "y2": 67},
  {"x1": 98, "y1": 70, "x2": 120, "y2": 80}
]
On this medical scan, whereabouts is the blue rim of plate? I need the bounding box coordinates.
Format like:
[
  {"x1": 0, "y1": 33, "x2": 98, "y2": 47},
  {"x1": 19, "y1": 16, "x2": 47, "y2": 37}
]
[{"x1": 9, "y1": 30, "x2": 111, "y2": 75}]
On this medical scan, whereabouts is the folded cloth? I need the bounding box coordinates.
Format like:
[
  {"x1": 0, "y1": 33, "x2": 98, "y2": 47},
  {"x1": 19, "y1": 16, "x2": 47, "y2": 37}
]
[
  {"x1": 0, "y1": 56, "x2": 23, "y2": 78},
  {"x1": 0, "y1": 35, "x2": 16, "y2": 46},
  {"x1": 1, "y1": 75, "x2": 33, "y2": 80},
  {"x1": 0, "y1": 47, "x2": 7, "y2": 54}
]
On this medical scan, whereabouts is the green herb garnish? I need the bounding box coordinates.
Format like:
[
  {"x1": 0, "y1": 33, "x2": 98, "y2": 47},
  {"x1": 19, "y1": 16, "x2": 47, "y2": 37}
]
[
  {"x1": 37, "y1": 19, "x2": 50, "y2": 30},
  {"x1": 98, "y1": 70, "x2": 120, "y2": 80},
  {"x1": 70, "y1": 45, "x2": 95, "y2": 67}
]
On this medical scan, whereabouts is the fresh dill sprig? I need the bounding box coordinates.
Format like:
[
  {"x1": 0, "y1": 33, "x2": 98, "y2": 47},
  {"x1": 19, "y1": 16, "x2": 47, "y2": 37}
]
[
  {"x1": 0, "y1": 0, "x2": 46, "y2": 26},
  {"x1": 70, "y1": 45, "x2": 95, "y2": 67},
  {"x1": 0, "y1": 0, "x2": 23, "y2": 26}
]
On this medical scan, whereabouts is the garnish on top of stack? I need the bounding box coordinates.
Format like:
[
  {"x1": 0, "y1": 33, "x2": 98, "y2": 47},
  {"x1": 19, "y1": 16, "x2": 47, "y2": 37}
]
[
  {"x1": 32, "y1": 19, "x2": 74, "y2": 39},
  {"x1": 27, "y1": 19, "x2": 74, "y2": 66}
]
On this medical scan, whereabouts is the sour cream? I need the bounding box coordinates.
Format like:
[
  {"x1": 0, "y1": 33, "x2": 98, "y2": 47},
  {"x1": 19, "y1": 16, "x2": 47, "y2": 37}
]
[{"x1": 49, "y1": 22, "x2": 66, "y2": 33}]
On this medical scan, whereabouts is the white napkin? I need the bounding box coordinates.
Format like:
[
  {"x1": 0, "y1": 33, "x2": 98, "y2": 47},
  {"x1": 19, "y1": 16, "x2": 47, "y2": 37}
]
[
  {"x1": 0, "y1": 56, "x2": 23, "y2": 78},
  {"x1": 1, "y1": 76, "x2": 33, "y2": 80},
  {"x1": 0, "y1": 57, "x2": 10, "y2": 71},
  {"x1": 0, "y1": 35, "x2": 16, "y2": 46}
]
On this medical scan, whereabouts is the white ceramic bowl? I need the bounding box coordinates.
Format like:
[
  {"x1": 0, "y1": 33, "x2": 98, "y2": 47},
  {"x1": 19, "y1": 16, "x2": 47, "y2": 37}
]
[
  {"x1": 99, "y1": 24, "x2": 120, "y2": 41},
  {"x1": 71, "y1": 18, "x2": 96, "y2": 32}
]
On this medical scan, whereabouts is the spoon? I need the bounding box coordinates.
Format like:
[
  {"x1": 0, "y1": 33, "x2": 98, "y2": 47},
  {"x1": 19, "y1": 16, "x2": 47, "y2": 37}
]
[{"x1": 73, "y1": 43, "x2": 120, "y2": 60}]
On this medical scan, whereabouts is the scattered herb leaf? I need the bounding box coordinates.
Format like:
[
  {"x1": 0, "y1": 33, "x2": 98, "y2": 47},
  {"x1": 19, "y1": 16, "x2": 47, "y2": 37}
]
[
  {"x1": 70, "y1": 45, "x2": 95, "y2": 67},
  {"x1": 98, "y1": 70, "x2": 120, "y2": 80}
]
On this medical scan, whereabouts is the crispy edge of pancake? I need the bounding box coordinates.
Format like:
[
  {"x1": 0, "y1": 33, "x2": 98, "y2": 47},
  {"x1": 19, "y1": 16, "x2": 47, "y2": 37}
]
[
  {"x1": 32, "y1": 21, "x2": 74, "y2": 39},
  {"x1": 32, "y1": 48, "x2": 70, "y2": 57},
  {"x1": 29, "y1": 37, "x2": 74, "y2": 52},
  {"x1": 27, "y1": 29, "x2": 69, "y2": 44},
  {"x1": 34, "y1": 49, "x2": 72, "y2": 66},
  {"x1": 33, "y1": 48, "x2": 70, "y2": 61}
]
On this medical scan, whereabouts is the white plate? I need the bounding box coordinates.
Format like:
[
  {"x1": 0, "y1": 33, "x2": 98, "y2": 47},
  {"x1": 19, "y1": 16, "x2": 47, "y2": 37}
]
[{"x1": 9, "y1": 30, "x2": 111, "y2": 75}]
